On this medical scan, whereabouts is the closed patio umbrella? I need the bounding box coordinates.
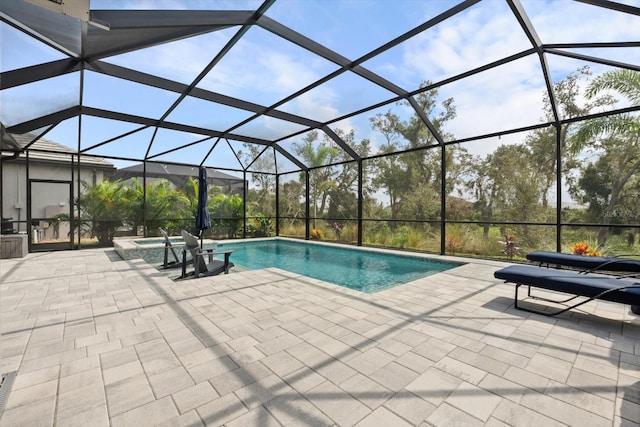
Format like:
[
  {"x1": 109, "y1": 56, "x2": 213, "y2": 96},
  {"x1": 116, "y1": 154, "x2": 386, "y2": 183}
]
[{"x1": 196, "y1": 167, "x2": 211, "y2": 249}]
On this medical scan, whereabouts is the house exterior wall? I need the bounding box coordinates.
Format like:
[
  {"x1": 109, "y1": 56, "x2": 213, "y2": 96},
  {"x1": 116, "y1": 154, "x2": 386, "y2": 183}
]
[{"x1": 2, "y1": 158, "x2": 111, "y2": 236}]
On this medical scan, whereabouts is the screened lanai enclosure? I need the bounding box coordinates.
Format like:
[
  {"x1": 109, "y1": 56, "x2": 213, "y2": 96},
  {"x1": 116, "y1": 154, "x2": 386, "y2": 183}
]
[{"x1": 1, "y1": 0, "x2": 640, "y2": 259}]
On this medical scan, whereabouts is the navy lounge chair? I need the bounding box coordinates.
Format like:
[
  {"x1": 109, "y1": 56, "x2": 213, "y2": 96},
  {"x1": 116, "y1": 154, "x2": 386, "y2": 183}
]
[
  {"x1": 494, "y1": 265, "x2": 640, "y2": 316},
  {"x1": 526, "y1": 250, "x2": 640, "y2": 275},
  {"x1": 180, "y1": 230, "x2": 234, "y2": 279}
]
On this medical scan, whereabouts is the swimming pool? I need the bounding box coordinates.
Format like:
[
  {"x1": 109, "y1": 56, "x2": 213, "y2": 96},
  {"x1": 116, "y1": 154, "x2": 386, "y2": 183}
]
[
  {"x1": 217, "y1": 239, "x2": 463, "y2": 293},
  {"x1": 113, "y1": 236, "x2": 216, "y2": 262},
  {"x1": 133, "y1": 237, "x2": 183, "y2": 246}
]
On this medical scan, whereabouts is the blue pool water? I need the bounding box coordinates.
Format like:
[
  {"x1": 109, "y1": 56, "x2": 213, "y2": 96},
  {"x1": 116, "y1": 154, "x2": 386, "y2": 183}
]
[{"x1": 217, "y1": 240, "x2": 463, "y2": 293}]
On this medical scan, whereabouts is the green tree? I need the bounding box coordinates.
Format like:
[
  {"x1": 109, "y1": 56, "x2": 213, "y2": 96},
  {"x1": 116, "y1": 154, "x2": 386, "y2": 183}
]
[
  {"x1": 369, "y1": 82, "x2": 467, "y2": 223},
  {"x1": 294, "y1": 131, "x2": 341, "y2": 226},
  {"x1": 77, "y1": 179, "x2": 125, "y2": 246},
  {"x1": 572, "y1": 69, "x2": 640, "y2": 244},
  {"x1": 241, "y1": 144, "x2": 276, "y2": 217},
  {"x1": 210, "y1": 193, "x2": 244, "y2": 238},
  {"x1": 523, "y1": 66, "x2": 613, "y2": 209},
  {"x1": 121, "y1": 178, "x2": 188, "y2": 236}
]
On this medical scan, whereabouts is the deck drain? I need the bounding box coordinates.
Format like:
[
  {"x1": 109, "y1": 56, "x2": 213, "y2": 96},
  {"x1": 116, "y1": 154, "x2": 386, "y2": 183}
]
[{"x1": 0, "y1": 372, "x2": 17, "y2": 414}]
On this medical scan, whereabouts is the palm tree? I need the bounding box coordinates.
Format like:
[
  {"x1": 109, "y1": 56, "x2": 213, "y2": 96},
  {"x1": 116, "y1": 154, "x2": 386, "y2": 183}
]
[
  {"x1": 77, "y1": 179, "x2": 125, "y2": 246},
  {"x1": 573, "y1": 70, "x2": 640, "y2": 245}
]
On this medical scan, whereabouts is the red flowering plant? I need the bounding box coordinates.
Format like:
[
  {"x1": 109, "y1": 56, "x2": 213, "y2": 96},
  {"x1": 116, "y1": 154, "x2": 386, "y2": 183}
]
[
  {"x1": 500, "y1": 234, "x2": 519, "y2": 259},
  {"x1": 571, "y1": 242, "x2": 601, "y2": 257}
]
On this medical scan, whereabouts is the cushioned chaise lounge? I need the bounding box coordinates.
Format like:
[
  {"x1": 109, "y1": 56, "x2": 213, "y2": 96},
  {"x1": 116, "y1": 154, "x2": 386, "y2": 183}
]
[
  {"x1": 494, "y1": 265, "x2": 640, "y2": 316},
  {"x1": 526, "y1": 250, "x2": 640, "y2": 274}
]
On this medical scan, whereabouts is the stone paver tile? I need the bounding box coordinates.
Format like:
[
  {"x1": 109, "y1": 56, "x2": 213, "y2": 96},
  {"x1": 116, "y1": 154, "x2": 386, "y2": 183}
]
[
  {"x1": 140, "y1": 353, "x2": 183, "y2": 376},
  {"x1": 56, "y1": 383, "x2": 107, "y2": 424},
  {"x1": 545, "y1": 378, "x2": 615, "y2": 418},
  {"x1": 567, "y1": 367, "x2": 618, "y2": 401},
  {"x1": 450, "y1": 335, "x2": 486, "y2": 353},
  {"x1": 234, "y1": 374, "x2": 291, "y2": 409},
  {"x1": 75, "y1": 332, "x2": 109, "y2": 349},
  {"x1": 395, "y1": 351, "x2": 435, "y2": 374},
  {"x1": 305, "y1": 380, "x2": 371, "y2": 426},
  {"x1": 479, "y1": 344, "x2": 530, "y2": 369},
  {"x1": 369, "y1": 361, "x2": 421, "y2": 392},
  {"x1": 225, "y1": 335, "x2": 260, "y2": 352},
  {"x1": 283, "y1": 367, "x2": 326, "y2": 394},
  {"x1": 449, "y1": 347, "x2": 510, "y2": 377},
  {"x1": 261, "y1": 350, "x2": 305, "y2": 376},
  {"x1": 135, "y1": 338, "x2": 174, "y2": 361},
  {"x1": 105, "y1": 374, "x2": 155, "y2": 417},
  {"x1": 22, "y1": 340, "x2": 76, "y2": 361},
  {"x1": 445, "y1": 381, "x2": 502, "y2": 422},
  {"x1": 87, "y1": 339, "x2": 122, "y2": 356},
  {"x1": 413, "y1": 338, "x2": 456, "y2": 362},
  {"x1": 148, "y1": 366, "x2": 195, "y2": 398},
  {"x1": 179, "y1": 346, "x2": 228, "y2": 369},
  {"x1": 391, "y1": 329, "x2": 430, "y2": 347},
  {"x1": 11, "y1": 365, "x2": 59, "y2": 391},
  {"x1": 187, "y1": 355, "x2": 238, "y2": 383},
  {"x1": 119, "y1": 329, "x2": 163, "y2": 347},
  {"x1": 99, "y1": 346, "x2": 139, "y2": 370},
  {"x1": 539, "y1": 333, "x2": 582, "y2": 363},
  {"x1": 110, "y1": 396, "x2": 178, "y2": 427},
  {"x1": 225, "y1": 405, "x2": 280, "y2": 427},
  {"x1": 520, "y1": 389, "x2": 611, "y2": 427},
  {"x1": 315, "y1": 358, "x2": 358, "y2": 384},
  {"x1": 484, "y1": 417, "x2": 512, "y2": 427},
  {"x1": 0, "y1": 394, "x2": 56, "y2": 427},
  {"x1": 383, "y1": 390, "x2": 437, "y2": 425},
  {"x1": 153, "y1": 410, "x2": 204, "y2": 427},
  {"x1": 58, "y1": 366, "x2": 103, "y2": 394},
  {"x1": 426, "y1": 402, "x2": 484, "y2": 427},
  {"x1": 573, "y1": 356, "x2": 619, "y2": 381},
  {"x1": 502, "y1": 366, "x2": 550, "y2": 393},
  {"x1": 4, "y1": 379, "x2": 57, "y2": 410},
  {"x1": 617, "y1": 394, "x2": 640, "y2": 424},
  {"x1": 103, "y1": 360, "x2": 144, "y2": 385},
  {"x1": 56, "y1": 405, "x2": 109, "y2": 427},
  {"x1": 434, "y1": 356, "x2": 487, "y2": 385},
  {"x1": 525, "y1": 353, "x2": 573, "y2": 383},
  {"x1": 477, "y1": 373, "x2": 527, "y2": 403},
  {"x1": 405, "y1": 367, "x2": 462, "y2": 405},
  {"x1": 492, "y1": 399, "x2": 564, "y2": 427},
  {"x1": 339, "y1": 373, "x2": 394, "y2": 410},
  {"x1": 264, "y1": 392, "x2": 333, "y2": 426},
  {"x1": 173, "y1": 382, "x2": 219, "y2": 415},
  {"x1": 208, "y1": 361, "x2": 272, "y2": 396},
  {"x1": 229, "y1": 346, "x2": 266, "y2": 367},
  {"x1": 167, "y1": 337, "x2": 206, "y2": 357},
  {"x1": 345, "y1": 347, "x2": 395, "y2": 376},
  {"x1": 375, "y1": 338, "x2": 413, "y2": 357},
  {"x1": 18, "y1": 348, "x2": 86, "y2": 373},
  {"x1": 60, "y1": 354, "x2": 101, "y2": 377},
  {"x1": 338, "y1": 332, "x2": 377, "y2": 353},
  {"x1": 355, "y1": 406, "x2": 413, "y2": 427},
  {"x1": 197, "y1": 393, "x2": 248, "y2": 427},
  {"x1": 255, "y1": 332, "x2": 303, "y2": 356}
]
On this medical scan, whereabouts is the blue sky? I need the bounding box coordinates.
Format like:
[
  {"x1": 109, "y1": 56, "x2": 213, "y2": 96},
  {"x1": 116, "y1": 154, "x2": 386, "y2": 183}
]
[{"x1": 2, "y1": 0, "x2": 640, "y2": 176}]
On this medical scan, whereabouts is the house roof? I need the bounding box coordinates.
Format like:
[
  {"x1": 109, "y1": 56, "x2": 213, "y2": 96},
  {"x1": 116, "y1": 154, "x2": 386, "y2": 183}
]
[
  {"x1": 7, "y1": 133, "x2": 115, "y2": 169},
  {"x1": 113, "y1": 162, "x2": 244, "y2": 192}
]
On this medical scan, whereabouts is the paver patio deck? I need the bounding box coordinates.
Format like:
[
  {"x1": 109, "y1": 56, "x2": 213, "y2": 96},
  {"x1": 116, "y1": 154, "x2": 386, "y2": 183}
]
[{"x1": 1, "y1": 247, "x2": 638, "y2": 426}]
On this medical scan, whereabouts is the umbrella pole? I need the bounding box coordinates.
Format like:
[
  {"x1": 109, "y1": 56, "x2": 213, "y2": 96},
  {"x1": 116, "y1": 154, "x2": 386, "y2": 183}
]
[{"x1": 199, "y1": 229, "x2": 203, "y2": 249}]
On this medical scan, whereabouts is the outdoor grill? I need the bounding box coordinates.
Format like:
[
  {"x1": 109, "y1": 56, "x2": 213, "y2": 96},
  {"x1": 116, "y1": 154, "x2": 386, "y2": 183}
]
[{"x1": 1, "y1": 217, "x2": 16, "y2": 234}]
